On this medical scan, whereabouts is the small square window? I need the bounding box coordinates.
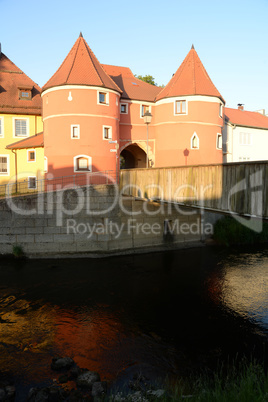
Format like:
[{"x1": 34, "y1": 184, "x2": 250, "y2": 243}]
[
  {"x1": 120, "y1": 103, "x2": 128, "y2": 114},
  {"x1": 103, "y1": 126, "x2": 112, "y2": 140},
  {"x1": 99, "y1": 92, "x2": 107, "y2": 104},
  {"x1": 71, "y1": 124, "x2": 80, "y2": 139},
  {"x1": 19, "y1": 90, "x2": 32, "y2": 100},
  {"x1": 141, "y1": 105, "x2": 150, "y2": 117},
  {"x1": 28, "y1": 177, "x2": 37, "y2": 189},
  {"x1": 175, "y1": 100, "x2": 186, "y2": 114},
  {"x1": 27, "y1": 150, "x2": 36, "y2": 162}
]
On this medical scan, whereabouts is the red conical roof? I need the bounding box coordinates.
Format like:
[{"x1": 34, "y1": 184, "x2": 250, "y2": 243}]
[
  {"x1": 156, "y1": 46, "x2": 224, "y2": 102},
  {"x1": 42, "y1": 34, "x2": 121, "y2": 93}
]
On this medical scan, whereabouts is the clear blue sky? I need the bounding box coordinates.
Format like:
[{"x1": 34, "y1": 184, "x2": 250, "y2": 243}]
[{"x1": 1, "y1": 0, "x2": 268, "y2": 113}]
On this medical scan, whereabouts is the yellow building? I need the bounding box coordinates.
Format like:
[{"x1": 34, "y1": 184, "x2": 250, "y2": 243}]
[{"x1": 0, "y1": 49, "x2": 43, "y2": 193}]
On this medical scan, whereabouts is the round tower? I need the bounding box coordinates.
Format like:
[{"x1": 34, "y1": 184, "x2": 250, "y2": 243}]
[
  {"x1": 41, "y1": 33, "x2": 121, "y2": 179},
  {"x1": 154, "y1": 45, "x2": 225, "y2": 166}
]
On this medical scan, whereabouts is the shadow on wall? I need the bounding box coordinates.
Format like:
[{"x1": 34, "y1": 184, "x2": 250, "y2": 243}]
[{"x1": 119, "y1": 161, "x2": 268, "y2": 220}]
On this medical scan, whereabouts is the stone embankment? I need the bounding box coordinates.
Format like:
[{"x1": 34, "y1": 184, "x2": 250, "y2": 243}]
[{"x1": 0, "y1": 185, "x2": 203, "y2": 257}]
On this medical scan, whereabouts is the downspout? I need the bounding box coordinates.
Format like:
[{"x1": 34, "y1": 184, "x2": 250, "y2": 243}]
[{"x1": 11, "y1": 149, "x2": 18, "y2": 193}]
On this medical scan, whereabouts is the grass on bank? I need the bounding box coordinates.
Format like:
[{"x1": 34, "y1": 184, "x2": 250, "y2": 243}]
[
  {"x1": 213, "y1": 216, "x2": 268, "y2": 246},
  {"x1": 107, "y1": 360, "x2": 268, "y2": 401},
  {"x1": 165, "y1": 361, "x2": 268, "y2": 402}
]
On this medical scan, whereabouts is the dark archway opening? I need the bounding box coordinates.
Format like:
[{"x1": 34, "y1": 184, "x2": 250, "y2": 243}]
[{"x1": 120, "y1": 144, "x2": 147, "y2": 169}]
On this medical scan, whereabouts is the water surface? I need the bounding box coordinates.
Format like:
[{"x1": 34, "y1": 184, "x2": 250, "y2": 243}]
[{"x1": 0, "y1": 245, "x2": 267, "y2": 399}]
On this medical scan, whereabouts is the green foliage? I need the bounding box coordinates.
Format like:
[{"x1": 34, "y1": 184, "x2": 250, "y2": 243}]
[
  {"x1": 213, "y1": 216, "x2": 268, "y2": 246},
  {"x1": 135, "y1": 74, "x2": 157, "y2": 86},
  {"x1": 12, "y1": 244, "x2": 24, "y2": 258}
]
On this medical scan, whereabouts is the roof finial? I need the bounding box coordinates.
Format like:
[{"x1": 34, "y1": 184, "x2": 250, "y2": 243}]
[
  {"x1": 79, "y1": 32, "x2": 83, "y2": 38},
  {"x1": 191, "y1": 44, "x2": 195, "y2": 50}
]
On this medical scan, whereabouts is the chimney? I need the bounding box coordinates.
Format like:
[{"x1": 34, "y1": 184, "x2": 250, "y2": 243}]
[{"x1": 237, "y1": 103, "x2": 244, "y2": 111}]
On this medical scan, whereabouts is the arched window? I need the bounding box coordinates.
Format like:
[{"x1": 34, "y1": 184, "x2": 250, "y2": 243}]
[
  {"x1": 74, "y1": 155, "x2": 92, "y2": 172},
  {"x1": 191, "y1": 133, "x2": 199, "y2": 149}
]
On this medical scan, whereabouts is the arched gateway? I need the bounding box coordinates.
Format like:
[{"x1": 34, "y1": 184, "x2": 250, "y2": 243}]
[{"x1": 120, "y1": 144, "x2": 147, "y2": 169}]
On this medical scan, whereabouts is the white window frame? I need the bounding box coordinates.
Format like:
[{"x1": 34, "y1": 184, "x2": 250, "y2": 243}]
[
  {"x1": 0, "y1": 117, "x2": 4, "y2": 137},
  {"x1": 0, "y1": 154, "x2": 9, "y2": 176},
  {"x1": 216, "y1": 133, "x2": 222, "y2": 150},
  {"x1": 140, "y1": 104, "x2": 151, "y2": 118},
  {"x1": 73, "y1": 155, "x2": 92, "y2": 173},
  {"x1": 174, "y1": 99, "x2": 187, "y2": 115},
  {"x1": 71, "y1": 124, "x2": 80, "y2": 139},
  {"x1": 103, "y1": 125, "x2": 112, "y2": 140},
  {"x1": 28, "y1": 176, "x2": 37, "y2": 189},
  {"x1": 13, "y1": 117, "x2": 29, "y2": 138},
  {"x1": 219, "y1": 103, "x2": 223, "y2": 118},
  {"x1": 191, "y1": 132, "x2": 199, "y2": 149},
  {"x1": 120, "y1": 103, "x2": 128, "y2": 114},
  {"x1": 27, "y1": 149, "x2": 36, "y2": 163},
  {"x1": 239, "y1": 132, "x2": 252, "y2": 146},
  {"x1": 97, "y1": 91, "x2": 109, "y2": 106},
  {"x1": 44, "y1": 156, "x2": 48, "y2": 173}
]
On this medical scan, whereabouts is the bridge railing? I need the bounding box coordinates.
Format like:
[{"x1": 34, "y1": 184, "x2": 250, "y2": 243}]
[
  {"x1": 0, "y1": 170, "x2": 117, "y2": 198},
  {"x1": 120, "y1": 162, "x2": 268, "y2": 218}
]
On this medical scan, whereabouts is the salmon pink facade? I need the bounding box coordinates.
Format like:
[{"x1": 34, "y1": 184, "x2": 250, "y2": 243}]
[{"x1": 42, "y1": 35, "x2": 225, "y2": 175}]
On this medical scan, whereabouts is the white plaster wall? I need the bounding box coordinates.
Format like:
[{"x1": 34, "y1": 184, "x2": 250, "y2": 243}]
[{"x1": 223, "y1": 124, "x2": 268, "y2": 162}]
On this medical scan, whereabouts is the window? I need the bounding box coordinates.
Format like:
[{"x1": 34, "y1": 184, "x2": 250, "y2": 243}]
[
  {"x1": 175, "y1": 100, "x2": 186, "y2": 114},
  {"x1": 14, "y1": 118, "x2": 28, "y2": 137},
  {"x1": 219, "y1": 103, "x2": 223, "y2": 118},
  {"x1": 44, "y1": 157, "x2": 48, "y2": 173},
  {"x1": 71, "y1": 124, "x2": 80, "y2": 139},
  {"x1": 216, "y1": 134, "x2": 222, "y2": 149},
  {"x1": 74, "y1": 155, "x2": 92, "y2": 172},
  {"x1": 0, "y1": 118, "x2": 3, "y2": 137},
  {"x1": 141, "y1": 105, "x2": 150, "y2": 117},
  {"x1": 103, "y1": 126, "x2": 112, "y2": 140},
  {"x1": 0, "y1": 156, "x2": 9, "y2": 175},
  {"x1": 98, "y1": 91, "x2": 108, "y2": 105},
  {"x1": 28, "y1": 176, "x2": 37, "y2": 189},
  {"x1": 239, "y1": 132, "x2": 251, "y2": 146},
  {"x1": 27, "y1": 150, "x2": 36, "y2": 162},
  {"x1": 120, "y1": 103, "x2": 128, "y2": 114},
  {"x1": 191, "y1": 133, "x2": 199, "y2": 149},
  {"x1": 20, "y1": 91, "x2": 31, "y2": 100}
]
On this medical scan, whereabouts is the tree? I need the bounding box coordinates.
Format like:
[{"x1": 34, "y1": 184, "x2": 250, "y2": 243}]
[{"x1": 135, "y1": 74, "x2": 157, "y2": 86}]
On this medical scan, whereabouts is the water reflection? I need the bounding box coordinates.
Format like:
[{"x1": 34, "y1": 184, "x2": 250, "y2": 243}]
[
  {"x1": 0, "y1": 247, "x2": 267, "y2": 398},
  {"x1": 217, "y1": 251, "x2": 268, "y2": 330}
]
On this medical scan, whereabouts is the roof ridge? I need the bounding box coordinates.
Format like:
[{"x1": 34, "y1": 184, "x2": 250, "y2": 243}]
[
  {"x1": 192, "y1": 50, "x2": 196, "y2": 93},
  {"x1": 65, "y1": 36, "x2": 81, "y2": 84},
  {"x1": 85, "y1": 45, "x2": 122, "y2": 92},
  {"x1": 155, "y1": 50, "x2": 191, "y2": 100}
]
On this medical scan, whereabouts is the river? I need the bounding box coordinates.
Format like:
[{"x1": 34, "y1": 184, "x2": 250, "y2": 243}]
[{"x1": 0, "y1": 245, "x2": 267, "y2": 400}]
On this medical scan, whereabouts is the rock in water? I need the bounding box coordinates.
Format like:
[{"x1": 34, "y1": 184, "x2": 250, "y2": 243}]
[
  {"x1": 76, "y1": 371, "x2": 100, "y2": 388},
  {"x1": 51, "y1": 356, "x2": 74, "y2": 370}
]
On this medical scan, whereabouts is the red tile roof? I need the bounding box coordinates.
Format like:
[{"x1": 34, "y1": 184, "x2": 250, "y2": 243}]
[
  {"x1": 225, "y1": 108, "x2": 268, "y2": 129},
  {"x1": 6, "y1": 132, "x2": 44, "y2": 149},
  {"x1": 102, "y1": 64, "x2": 162, "y2": 102},
  {"x1": 0, "y1": 52, "x2": 41, "y2": 115},
  {"x1": 43, "y1": 34, "x2": 121, "y2": 93},
  {"x1": 156, "y1": 46, "x2": 224, "y2": 102}
]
